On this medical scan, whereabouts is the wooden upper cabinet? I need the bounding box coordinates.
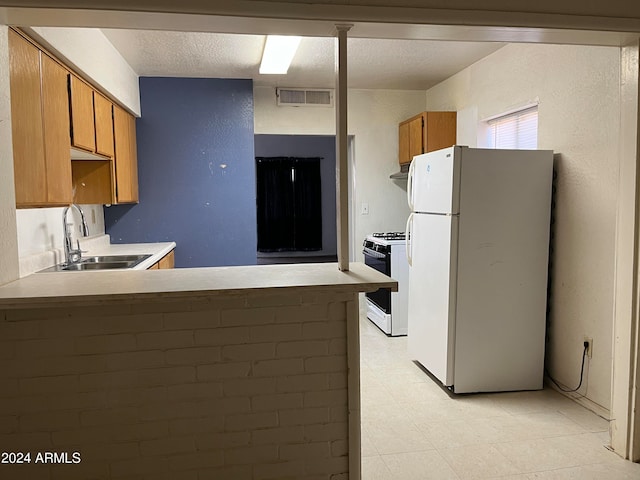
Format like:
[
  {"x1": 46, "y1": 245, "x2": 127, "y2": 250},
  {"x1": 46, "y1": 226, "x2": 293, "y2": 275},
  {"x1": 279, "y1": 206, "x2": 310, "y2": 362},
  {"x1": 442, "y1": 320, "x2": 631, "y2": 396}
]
[
  {"x1": 398, "y1": 121, "x2": 410, "y2": 166},
  {"x1": 408, "y1": 114, "x2": 425, "y2": 159},
  {"x1": 94, "y1": 92, "x2": 115, "y2": 157},
  {"x1": 113, "y1": 105, "x2": 139, "y2": 204},
  {"x1": 127, "y1": 109, "x2": 139, "y2": 202},
  {"x1": 398, "y1": 111, "x2": 457, "y2": 165},
  {"x1": 9, "y1": 30, "x2": 46, "y2": 206},
  {"x1": 9, "y1": 30, "x2": 72, "y2": 207},
  {"x1": 10, "y1": 29, "x2": 133, "y2": 207},
  {"x1": 40, "y1": 54, "x2": 73, "y2": 204},
  {"x1": 425, "y1": 111, "x2": 457, "y2": 153},
  {"x1": 69, "y1": 75, "x2": 97, "y2": 152}
]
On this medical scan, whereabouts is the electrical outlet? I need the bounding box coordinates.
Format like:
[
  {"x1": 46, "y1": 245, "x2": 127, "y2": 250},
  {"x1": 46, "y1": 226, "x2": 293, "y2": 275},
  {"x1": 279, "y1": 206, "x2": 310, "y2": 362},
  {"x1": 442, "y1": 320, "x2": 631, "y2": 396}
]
[{"x1": 583, "y1": 336, "x2": 593, "y2": 358}]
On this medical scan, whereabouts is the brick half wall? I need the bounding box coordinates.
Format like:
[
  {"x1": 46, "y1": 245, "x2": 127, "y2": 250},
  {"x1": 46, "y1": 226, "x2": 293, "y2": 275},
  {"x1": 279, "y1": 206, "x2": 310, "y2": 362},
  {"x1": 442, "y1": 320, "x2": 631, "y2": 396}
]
[{"x1": 0, "y1": 290, "x2": 360, "y2": 480}]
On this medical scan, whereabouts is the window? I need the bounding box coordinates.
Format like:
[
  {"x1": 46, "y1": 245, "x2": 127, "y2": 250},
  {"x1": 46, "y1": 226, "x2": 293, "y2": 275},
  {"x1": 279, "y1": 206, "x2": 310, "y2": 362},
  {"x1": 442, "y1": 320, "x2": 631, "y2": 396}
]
[{"x1": 486, "y1": 106, "x2": 538, "y2": 149}]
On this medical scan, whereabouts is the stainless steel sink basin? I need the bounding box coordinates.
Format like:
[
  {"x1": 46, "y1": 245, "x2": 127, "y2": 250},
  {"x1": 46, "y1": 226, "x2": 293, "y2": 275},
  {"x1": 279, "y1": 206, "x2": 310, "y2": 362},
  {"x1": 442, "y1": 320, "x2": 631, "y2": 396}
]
[
  {"x1": 59, "y1": 262, "x2": 134, "y2": 271},
  {"x1": 38, "y1": 254, "x2": 152, "y2": 272},
  {"x1": 81, "y1": 255, "x2": 152, "y2": 264}
]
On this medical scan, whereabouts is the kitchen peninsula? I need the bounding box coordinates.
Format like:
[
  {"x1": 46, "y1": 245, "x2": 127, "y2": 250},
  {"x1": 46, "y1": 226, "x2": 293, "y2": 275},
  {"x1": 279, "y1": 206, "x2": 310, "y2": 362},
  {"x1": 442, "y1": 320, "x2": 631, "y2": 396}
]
[{"x1": 0, "y1": 262, "x2": 395, "y2": 479}]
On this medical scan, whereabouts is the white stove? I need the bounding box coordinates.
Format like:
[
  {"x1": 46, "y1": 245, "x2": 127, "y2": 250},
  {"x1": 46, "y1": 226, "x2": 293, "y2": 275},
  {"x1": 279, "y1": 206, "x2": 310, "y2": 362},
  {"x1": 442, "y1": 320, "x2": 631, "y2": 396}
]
[{"x1": 362, "y1": 232, "x2": 409, "y2": 336}]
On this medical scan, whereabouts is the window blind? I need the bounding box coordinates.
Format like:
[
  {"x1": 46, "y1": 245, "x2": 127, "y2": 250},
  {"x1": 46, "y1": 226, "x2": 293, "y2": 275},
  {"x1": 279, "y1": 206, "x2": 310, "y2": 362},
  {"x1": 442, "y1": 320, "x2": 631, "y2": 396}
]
[{"x1": 487, "y1": 106, "x2": 538, "y2": 149}]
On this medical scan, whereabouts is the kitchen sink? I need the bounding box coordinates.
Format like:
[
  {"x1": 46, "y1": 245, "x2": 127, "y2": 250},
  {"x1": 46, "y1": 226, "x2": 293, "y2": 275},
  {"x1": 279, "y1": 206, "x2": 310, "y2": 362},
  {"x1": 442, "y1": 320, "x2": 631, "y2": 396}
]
[
  {"x1": 38, "y1": 254, "x2": 152, "y2": 272},
  {"x1": 59, "y1": 262, "x2": 135, "y2": 271},
  {"x1": 81, "y1": 255, "x2": 152, "y2": 264}
]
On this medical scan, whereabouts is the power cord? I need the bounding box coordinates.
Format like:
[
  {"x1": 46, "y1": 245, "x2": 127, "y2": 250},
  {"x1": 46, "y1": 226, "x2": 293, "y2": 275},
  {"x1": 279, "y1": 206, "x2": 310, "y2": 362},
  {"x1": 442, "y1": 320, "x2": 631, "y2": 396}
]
[{"x1": 545, "y1": 342, "x2": 588, "y2": 393}]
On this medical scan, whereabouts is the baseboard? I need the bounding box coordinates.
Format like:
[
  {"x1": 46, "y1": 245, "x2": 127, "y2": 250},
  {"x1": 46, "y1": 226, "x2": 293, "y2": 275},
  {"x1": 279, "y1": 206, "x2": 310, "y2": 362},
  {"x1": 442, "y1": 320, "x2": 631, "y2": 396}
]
[{"x1": 545, "y1": 377, "x2": 611, "y2": 420}]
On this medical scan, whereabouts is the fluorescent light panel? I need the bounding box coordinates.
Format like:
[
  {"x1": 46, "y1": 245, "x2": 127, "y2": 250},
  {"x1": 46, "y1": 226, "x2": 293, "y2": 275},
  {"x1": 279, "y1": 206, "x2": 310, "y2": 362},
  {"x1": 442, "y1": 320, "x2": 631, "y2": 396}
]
[{"x1": 259, "y1": 35, "x2": 301, "y2": 74}]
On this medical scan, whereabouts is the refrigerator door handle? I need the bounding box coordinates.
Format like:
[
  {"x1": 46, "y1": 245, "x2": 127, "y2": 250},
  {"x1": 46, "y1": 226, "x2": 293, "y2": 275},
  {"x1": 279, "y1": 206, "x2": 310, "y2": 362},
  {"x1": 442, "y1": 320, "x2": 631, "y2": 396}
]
[
  {"x1": 405, "y1": 212, "x2": 414, "y2": 266},
  {"x1": 407, "y1": 159, "x2": 416, "y2": 210}
]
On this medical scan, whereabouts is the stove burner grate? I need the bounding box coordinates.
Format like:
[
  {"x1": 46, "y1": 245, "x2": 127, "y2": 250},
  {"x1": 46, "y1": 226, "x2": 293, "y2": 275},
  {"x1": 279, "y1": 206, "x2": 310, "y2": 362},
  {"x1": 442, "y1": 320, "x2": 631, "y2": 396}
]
[{"x1": 372, "y1": 231, "x2": 406, "y2": 240}]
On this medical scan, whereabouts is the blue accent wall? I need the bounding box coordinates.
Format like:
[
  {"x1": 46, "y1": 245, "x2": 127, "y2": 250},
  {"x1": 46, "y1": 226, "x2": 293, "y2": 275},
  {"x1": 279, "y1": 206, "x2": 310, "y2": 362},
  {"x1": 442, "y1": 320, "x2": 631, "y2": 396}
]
[
  {"x1": 104, "y1": 77, "x2": 256, "y2": 267},
  {"x1": 254, "y1": 135, "x2": 336, "y2": 257}
]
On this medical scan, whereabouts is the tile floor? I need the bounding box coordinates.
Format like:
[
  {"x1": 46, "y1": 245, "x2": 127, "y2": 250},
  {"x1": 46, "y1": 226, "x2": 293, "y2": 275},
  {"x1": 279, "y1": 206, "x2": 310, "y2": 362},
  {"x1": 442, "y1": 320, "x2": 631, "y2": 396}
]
[{"x1": 358, "y1": 317, "x2": 640, "y2": 479}]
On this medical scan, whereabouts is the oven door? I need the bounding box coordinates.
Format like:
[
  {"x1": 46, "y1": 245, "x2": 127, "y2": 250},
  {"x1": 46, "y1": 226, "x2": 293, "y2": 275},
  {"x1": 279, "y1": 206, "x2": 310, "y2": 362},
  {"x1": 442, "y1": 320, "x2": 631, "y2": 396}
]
[{"x1": 363, "y1": 246, "x2": 392, "y2": 314}]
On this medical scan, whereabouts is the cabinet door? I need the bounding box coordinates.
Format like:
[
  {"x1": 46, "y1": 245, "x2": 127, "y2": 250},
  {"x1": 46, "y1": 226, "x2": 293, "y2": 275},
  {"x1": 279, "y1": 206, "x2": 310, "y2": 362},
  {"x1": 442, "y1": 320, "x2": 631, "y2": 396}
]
[
  {"x1": 398, "y1": 121, "x2": 410, "y2": 165},
  {"x1": 94, "y1": 92, "x2": 115, "y2": 157},
  {"x1": 127, "y1": 109, "x2": 139, "y2": 202},
  {"x1": 408, "y1": 114, "x2": 425, "y2": 160},
  {"x1": 9, "y1": 30, "x2": 46, "y2": 206},
  {"x1": 113, "y1": 105, "x2": 139, "y2": 203},
  {"x1": 70, "y1": 75, "x2": 96, "y2": 152},
  {"x1": 41, "y1": 54, "x2": 73, "y2": 204},
  {"x1": 425, "y1": 112, "x2": 457, "y2": 153}
]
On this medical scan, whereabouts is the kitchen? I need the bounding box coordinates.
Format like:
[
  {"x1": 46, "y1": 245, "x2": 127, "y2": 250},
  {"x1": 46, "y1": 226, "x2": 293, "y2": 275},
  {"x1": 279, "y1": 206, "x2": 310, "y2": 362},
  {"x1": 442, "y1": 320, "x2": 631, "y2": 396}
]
[{"x1": 0, "y1": 1, "x2": 639, "y2": 478}]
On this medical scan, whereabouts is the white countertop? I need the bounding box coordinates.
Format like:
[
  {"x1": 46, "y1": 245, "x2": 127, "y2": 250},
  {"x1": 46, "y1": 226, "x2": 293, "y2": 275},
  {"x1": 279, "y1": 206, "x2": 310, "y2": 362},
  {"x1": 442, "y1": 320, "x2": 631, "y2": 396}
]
[{"x1": 0, "y1": 262, "x2": 397, "y2": 309}]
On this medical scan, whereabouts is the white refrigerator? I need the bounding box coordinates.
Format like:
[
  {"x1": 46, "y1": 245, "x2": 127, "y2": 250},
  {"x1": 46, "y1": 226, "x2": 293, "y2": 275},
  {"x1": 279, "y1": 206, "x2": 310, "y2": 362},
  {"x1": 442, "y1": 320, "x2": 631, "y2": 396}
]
[{"x1": 406, "y1": 146, "x2": 553, "y2": 393}]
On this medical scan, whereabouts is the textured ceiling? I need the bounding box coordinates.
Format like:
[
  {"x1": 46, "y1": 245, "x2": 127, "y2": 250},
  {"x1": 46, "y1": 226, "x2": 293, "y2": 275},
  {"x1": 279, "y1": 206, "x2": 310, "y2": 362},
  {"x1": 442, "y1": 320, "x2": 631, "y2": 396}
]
[{"x1": 101, "y1": 29, "x2": 504, "y2": 90}]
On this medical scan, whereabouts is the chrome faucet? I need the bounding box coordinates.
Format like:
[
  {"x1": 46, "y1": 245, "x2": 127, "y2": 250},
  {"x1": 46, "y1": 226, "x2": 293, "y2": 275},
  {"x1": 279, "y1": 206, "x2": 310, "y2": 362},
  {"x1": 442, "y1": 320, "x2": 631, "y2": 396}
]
[{"x1": 63, "y1": 204, "x2": 90, "y2": 265}]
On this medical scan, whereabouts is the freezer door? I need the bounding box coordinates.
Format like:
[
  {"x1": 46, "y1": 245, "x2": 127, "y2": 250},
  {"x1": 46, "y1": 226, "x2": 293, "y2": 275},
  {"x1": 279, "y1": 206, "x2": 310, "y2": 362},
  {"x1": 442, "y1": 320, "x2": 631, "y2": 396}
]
[
  {"x1": 407, "y1": 212, "x2": 458, "y2": 386},
  {"x1": 408, "y1": 146, "x2": 460, "y2": 215}
]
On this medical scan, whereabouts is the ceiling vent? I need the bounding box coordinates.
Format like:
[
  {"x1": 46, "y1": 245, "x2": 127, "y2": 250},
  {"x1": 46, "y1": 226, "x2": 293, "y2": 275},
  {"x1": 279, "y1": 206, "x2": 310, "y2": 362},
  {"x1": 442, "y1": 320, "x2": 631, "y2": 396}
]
[{"x1": 276, "y1": 88, "x2": 334, "y2": 107}]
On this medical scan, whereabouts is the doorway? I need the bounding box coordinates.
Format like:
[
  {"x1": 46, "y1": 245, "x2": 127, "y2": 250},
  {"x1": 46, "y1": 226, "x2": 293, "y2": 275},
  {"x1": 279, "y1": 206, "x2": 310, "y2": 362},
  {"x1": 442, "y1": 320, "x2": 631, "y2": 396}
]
[{"x1": 254, "y1": 134, "x2": 338, "y2": 264}]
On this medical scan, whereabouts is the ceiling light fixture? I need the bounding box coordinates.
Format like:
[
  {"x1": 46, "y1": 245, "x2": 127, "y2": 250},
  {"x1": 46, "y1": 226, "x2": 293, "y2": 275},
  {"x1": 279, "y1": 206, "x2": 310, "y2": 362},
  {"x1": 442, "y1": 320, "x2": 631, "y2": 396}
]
[{"x1": 259, "y1": 35, "x2": 302, "y2": 74}]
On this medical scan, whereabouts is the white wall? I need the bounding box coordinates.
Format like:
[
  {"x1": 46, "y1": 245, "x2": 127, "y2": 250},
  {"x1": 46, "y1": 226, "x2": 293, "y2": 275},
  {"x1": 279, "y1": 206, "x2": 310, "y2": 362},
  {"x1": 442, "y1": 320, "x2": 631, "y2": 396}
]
[
  {"x1": 426, "y1": 43, "x2": 620, "y2": 412},
  {"x1": 16, "y1": 205, "x2": 105, "y2": 258},
  {"x1": 254, "y1": 86, "x2": 425, "y2": 261}
]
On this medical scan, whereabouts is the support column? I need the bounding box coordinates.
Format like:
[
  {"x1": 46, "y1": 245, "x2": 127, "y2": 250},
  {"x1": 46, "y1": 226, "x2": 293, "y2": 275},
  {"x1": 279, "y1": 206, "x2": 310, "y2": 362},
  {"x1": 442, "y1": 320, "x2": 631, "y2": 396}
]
[{"x1": 335, "y1": 24, "x2": 351, "y2": 272}]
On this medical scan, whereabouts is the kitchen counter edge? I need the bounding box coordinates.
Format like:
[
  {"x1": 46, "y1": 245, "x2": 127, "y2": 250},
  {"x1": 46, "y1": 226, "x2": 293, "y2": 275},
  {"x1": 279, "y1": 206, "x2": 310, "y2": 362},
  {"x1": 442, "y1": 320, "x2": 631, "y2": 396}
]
[{"x1": 0, "y1": 262, "x2": 397, "y2": 309}]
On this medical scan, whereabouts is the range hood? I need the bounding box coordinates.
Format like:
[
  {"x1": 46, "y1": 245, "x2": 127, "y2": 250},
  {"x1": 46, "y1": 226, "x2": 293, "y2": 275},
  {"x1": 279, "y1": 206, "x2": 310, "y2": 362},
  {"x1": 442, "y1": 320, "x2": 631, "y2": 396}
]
[{"x1": 390, "y1": 163, "x2": 410, "y2": 180}]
